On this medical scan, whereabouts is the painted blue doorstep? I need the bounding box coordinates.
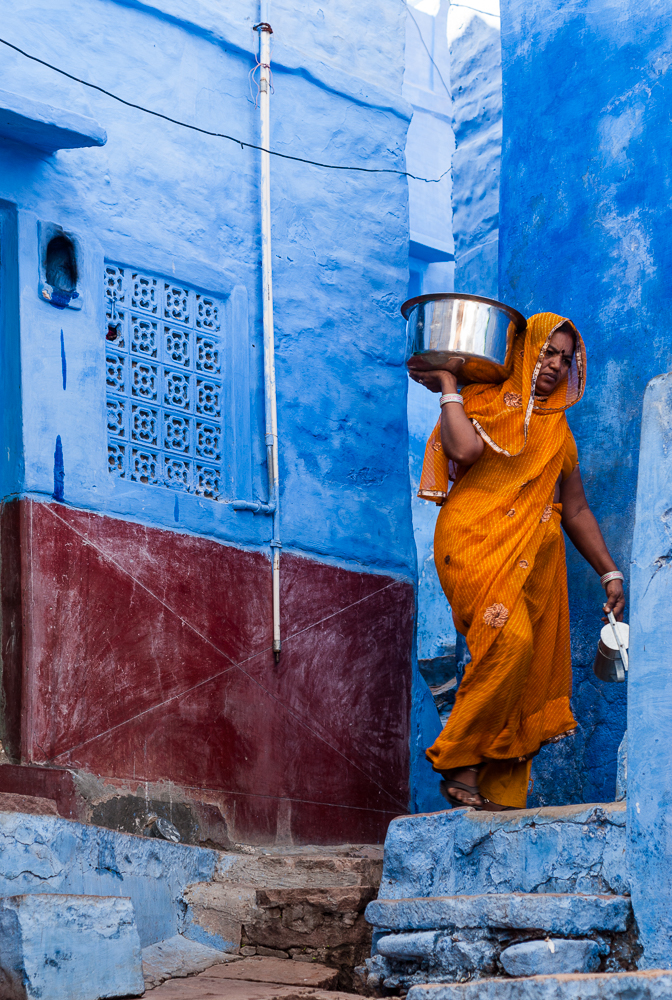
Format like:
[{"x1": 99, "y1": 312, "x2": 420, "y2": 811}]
[{"x1": 377, "y1": 802, "x2": 627, "y2": 900}]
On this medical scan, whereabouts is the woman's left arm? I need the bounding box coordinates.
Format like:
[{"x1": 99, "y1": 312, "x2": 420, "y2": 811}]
[{"x1": 559, "y1": 465, "x2": 625, "y2": 621}]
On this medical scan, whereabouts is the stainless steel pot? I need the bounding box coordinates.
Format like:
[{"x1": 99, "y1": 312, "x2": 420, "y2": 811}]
[
  {"x1": 593, "y1": 619, "x2": 629, "y2": 684},
  {"x1": 402, "y1": 292, "x2": 526, "y2": 384}
]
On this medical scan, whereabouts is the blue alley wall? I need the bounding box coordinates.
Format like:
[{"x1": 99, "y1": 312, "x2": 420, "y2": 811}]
[
  {"x1": 628, "y1": 374, "x2": 672, "y2": 968},
  {"x1": 499, "y1": 0, "x2": 672, "y2": 804},
  {"x1": 0, "y1": 0, "x2": 415, "y2": 577}
]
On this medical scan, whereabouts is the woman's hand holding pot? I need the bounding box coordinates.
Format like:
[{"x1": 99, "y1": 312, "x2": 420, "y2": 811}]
[{"x1": 407, "y1": 357, "x2": 464, "y2": 393}]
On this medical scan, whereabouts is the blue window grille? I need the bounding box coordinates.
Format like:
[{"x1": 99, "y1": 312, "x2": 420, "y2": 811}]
[{"x1": 104, "y1": 263, "x2": 225, "y2": 500}]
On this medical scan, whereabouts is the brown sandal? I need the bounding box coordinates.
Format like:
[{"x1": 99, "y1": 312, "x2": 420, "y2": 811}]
[
  {"x1": 480, "y1": 798, "x2": 516, "y2": 812},
  {"x1": 439, "y1": 767, "x2": 483, "y2": 808}
]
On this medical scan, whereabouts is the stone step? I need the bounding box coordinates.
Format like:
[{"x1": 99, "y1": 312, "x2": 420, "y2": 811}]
[
  {"x1": 406, "y1": 970, "x2": 672, "y2": 999},
  {"x1": 366, "y1": 893, "x2": 632, "y2": 935},
  {"x1": 378, "y1": 802, "x2": 626, "y2": 901},
  {"x1": 202, "y1": 957, "x2": 339, "y2": 988},
  {"x1": 184, "y1": 881, "x2": 379, "y2": 989},
  {"x1": 215, "y1": 849, "x2": 383, "y2": 888},
  {"x1": 150, "y1": 977, "x2": 362, "y2": 999},
  {"x1": 142, "y1": 933, "x2": 242, "y2": 989}
]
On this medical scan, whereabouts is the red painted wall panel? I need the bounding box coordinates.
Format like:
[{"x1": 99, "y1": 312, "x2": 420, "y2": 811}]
[{"x1": 3, "y1": 500, "x2": 413, "y2": 844}]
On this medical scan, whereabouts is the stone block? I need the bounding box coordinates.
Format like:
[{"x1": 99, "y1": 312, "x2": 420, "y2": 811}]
[
  {"x1": 366, "y1": 893, "x2": 631, "y2": 935},
  {"x1": 142, "y1": 933, "x2": 240, "y2": 989},
  {"x1": 437, "y1": 936, "x2": 498, "y2": 975},
  {"x1": 0, "y1": 811, "x2": 218, "y2": 948},
  {"x1": 256, "y1": 946, "x2": 290, "y2": 959},
  {"x1": 377, "y1": 803, "x2": 627, "y2": 900},
  {"x1": 406, "y1": 970, "x2": 672, "y2": 999},
  {"x1": 499, "y1": 938, "x2": 601, "y2": 976},
  {"x1": 377, "y1": 931, "x2": 440, "y2": 960},
  {"x1": 184, "y1": 882, "x2": 265, "y2": 950},
  {"x1": 0, "y1": 893, "x2": 144, "y2": 999}
]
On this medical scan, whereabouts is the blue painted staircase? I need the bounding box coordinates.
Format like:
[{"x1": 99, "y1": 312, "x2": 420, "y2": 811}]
[{"x1": 357, "y1": 801, "x2": 672, "y2": 998}]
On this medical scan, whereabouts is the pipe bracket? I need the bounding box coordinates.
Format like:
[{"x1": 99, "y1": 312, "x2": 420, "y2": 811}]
[{"x1": 232, "y1": 500, "x2": 276, "y2": 515}]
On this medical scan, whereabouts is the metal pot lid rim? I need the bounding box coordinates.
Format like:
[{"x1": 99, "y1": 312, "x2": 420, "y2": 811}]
[{"x1": 401, "y1": 292, "x2": 527, "y2": 331}]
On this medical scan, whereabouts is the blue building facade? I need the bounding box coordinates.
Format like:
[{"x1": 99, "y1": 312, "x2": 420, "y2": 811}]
[{"x1": 0, "y1": 0, "x2": 426, "y2": 844}]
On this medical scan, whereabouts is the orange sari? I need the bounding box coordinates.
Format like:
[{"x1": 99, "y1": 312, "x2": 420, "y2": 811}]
[{"x1": 419, "y1": 313, "x2": 587, "y2": 807}]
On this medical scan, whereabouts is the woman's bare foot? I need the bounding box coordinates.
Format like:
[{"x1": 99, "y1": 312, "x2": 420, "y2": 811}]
[{"x1": 441, "y1": 766, "x2": 484, "y2": 807}]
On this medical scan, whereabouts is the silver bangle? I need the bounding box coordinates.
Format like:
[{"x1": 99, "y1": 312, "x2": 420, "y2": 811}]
[
  {"x1": 600, "y1": 570, "x2": 624, "y2": 587},
  {"x1": 440, "y1": 393, "x2": 463, "y2": 407}
]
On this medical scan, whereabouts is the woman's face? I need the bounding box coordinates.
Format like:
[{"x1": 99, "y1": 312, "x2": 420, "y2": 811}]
[{"x1": 536, "y1": 329, "x2": 574, "y2": 396}]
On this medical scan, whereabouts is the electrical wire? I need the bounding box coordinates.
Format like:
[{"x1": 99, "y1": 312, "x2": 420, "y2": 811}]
[
  {"x1": 404, "y1": 2, "x2": 451, "y2": 100},
  {"x1": 0, "y1": 35, "x2": 450, "y2": 183}
]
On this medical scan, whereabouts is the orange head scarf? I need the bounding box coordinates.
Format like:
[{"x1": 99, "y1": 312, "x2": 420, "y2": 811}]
[{"x1": 419, "y1": 312, "x2": 587, "y2": 503}]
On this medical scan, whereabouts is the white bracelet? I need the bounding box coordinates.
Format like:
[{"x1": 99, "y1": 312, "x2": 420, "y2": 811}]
[
  {"x1": 600, "y1": 570, "x2": 624, "y2": 587},
  {"x1": 440, "y1": 393, "x2": 464, "y2": 407}
]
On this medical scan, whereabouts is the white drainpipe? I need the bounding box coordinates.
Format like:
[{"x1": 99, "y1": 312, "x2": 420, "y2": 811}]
[{"x1": 233, "y1": 4, "x2": 281, "y2": 662}]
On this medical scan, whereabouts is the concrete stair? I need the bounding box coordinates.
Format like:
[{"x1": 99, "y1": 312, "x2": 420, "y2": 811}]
[
  {"x1": 376, "y1": 802, "x2": 627, "y2": 900},
  {"x1": 358, "y1": 803, "x2": 655, "y2": 996}
]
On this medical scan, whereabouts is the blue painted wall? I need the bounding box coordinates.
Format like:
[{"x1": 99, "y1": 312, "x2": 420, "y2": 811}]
[
  {"x1": 499, "y1": 0, "x2": 672, "y2": 804},
  {"x1": 628, "y1": 373, "x2": 672, "y2": 969},
  {"x1": 0, "y1": 0, "x2": 414, "y2": 574}
]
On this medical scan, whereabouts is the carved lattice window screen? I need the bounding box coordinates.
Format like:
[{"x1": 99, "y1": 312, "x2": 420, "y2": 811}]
[{"x1": 104, "y1": 262, "x2": 225, "y2": 500}]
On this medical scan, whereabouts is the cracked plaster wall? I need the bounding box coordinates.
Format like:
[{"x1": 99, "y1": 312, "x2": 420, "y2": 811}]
[
  {"x1": 403, "y1": 0, "x2": 455, "y2": 815},
  {"x1": 499, "y1": 0, "x2": 672, "y2": 805},
  {"x1": 450, "y1": 6, "x2": 501, "y2": 298}
]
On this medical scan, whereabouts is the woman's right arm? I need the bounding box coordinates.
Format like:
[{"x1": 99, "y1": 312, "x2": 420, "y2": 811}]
[{"x1": 408, "y1": 366, "x2": 484, "y2": 465}]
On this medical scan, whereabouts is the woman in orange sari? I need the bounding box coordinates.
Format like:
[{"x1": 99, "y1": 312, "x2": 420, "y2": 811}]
[{"x1": 409, "y1": 312, "x2": 625, "y2": 811}]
